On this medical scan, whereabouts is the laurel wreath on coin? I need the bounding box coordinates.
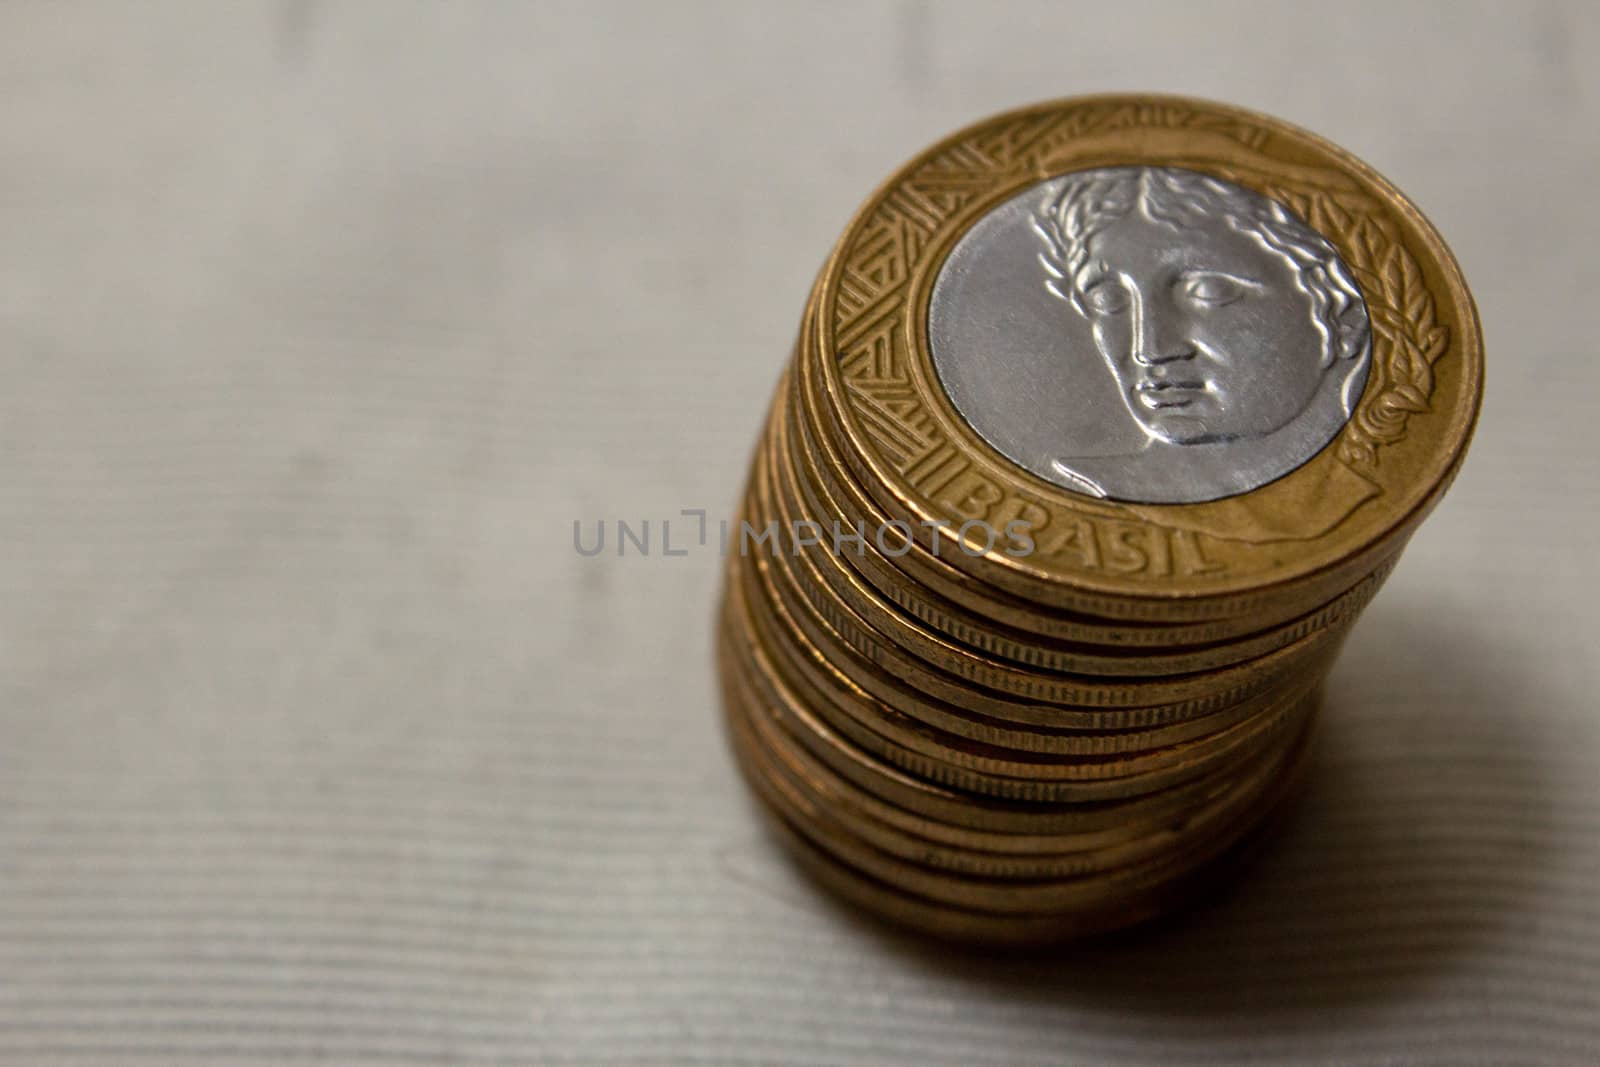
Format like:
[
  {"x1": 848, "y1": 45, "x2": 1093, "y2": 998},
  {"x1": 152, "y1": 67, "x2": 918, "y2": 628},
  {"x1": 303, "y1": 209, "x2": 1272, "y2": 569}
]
[{"x1": 1259, "y1": 184, "x2": 1451, "y2": 472}]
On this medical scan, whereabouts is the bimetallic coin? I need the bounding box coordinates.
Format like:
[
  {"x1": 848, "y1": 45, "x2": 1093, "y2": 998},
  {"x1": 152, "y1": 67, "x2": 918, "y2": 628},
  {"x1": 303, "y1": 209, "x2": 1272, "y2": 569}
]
[
  {"x1": 726, "y1": 684, "x2": 1292, "y2": 880},
  {"x1": 721, "y1": 635, "x2": 1269, "y2": 852},
  {"x1": 717, "y1": 576, "x2": 1312, "y2": 836},
  {"x1": 739, "y1": 561, "x2": 1326, "y2": 779},
  {"x1": 742, "y1": 503, "x2": 1338, "y2": 757},
  {"x1": 728, "y1": 676, "x2": 1321, "y2": 915},
  {"x1": 746, "y1": 516, "x2": 1346, "y2": 734},
  {"x1": 732, "y1": 690, "x2": 1311, "y2": 911},
  {"x1": 807, "y1": 94, "x2": 1481, "y2": 613},
  {"x1": 741, "y1": 719, "x2": 1316, "y2": 945},
  {"x1": 731, "y1": 540, "x2": 1322, "y2": 788},
  {"x1": 746, "y1": 485, "x2": 1355, "y2": 715}
]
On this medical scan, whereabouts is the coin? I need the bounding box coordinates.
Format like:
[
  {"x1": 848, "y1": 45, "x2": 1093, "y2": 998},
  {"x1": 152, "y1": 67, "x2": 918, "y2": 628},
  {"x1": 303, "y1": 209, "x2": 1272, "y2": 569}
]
[
  {"x1": 744, "y1": 721, "x2": 1314, "y2": 945},
  {"x1": 736, "y1": 568, "x2": 1323, "y2": 783},
  {"x1": 730, "y1": 554, "x2": 1320, "y2": 794},
  {"x1": 717, "y1": 581, "x2": 1309, "y2": 836},
  {"x1": 726, "y1": 682, "x2": 1291, "y2": 880},
  {"x1": 743, "y1": 534, "x2": 1331, "y2": 758},
  {"x1": 727, "y1": 675, "x2": 1322, "y2": 919},
  {"x1": 734, "y1": 692, "x2": 1311, "y2": 911},
  {"x1": 746, "y1": 492, "x2": 1351, "y2": 717},
  {"x1": 806, "y1": 95, "x2": 1481, "y2": 618}
]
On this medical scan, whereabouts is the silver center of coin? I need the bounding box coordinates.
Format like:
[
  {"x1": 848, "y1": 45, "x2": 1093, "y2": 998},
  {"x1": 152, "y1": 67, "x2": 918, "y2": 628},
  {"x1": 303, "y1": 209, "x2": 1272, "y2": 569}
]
[{"x1": 928, "y1": 166, "x2": 1372, "y2": 504}]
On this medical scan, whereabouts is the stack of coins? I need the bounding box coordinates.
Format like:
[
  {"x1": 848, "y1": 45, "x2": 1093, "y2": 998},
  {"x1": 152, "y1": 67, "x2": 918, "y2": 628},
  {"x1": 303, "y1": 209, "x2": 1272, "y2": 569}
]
[{"x1": 716, "y1": 95, "x2": 1482, "y2": 943}]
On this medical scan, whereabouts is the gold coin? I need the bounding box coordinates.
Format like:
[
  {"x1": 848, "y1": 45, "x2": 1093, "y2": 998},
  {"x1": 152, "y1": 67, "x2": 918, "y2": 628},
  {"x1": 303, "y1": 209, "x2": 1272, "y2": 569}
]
[
  {"x1": 802, "y1": 95, "x2": 1481, "y2": 618},
  {"x1": 745, "y1": 477, "x2": 1352, "y2": 718},
  {"x1": 726, "y1": 505, "x2": 1324, "y2": 764},
  {"x1": 751, "y1": 797, "x2": 1175, "y2": 943},
  {"x1": 729, "y1": 682, "x2": 1300, "y2": 887},
  {"x1": 741, "y1": 522, "x2": 1328, "y2": 757},
  {"x1": 746, "y1": 523, "x2": 1345, "y2": 735},
  {"x1": 726, "y1": 679, "x2": 1287, "y2": 879},
  {"x1": 743, "y1": 729, "x2": 1312, "y2": 945},
  {"x1": 718, "y1": 607, "x2": 1304, "y2": 852},
  {"x1": 716, "y1": 584, "x2": 1309, "y2": 836},
  {"x1": 731, "y1": 691, "x2": 1318, "y2": 915},
  {"x1": 729, "y1": 586, "x2": 1318, "y2": 803},
  {"x1": 732, "y1": 528, "x2": 1325, "y2": 781}
]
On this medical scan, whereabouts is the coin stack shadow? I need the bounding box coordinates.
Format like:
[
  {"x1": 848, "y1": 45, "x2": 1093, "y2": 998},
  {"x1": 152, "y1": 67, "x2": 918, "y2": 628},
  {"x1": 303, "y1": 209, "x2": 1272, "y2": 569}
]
[{"x1": 716, "y1": 339, "x2": 1408, "y2": 944}]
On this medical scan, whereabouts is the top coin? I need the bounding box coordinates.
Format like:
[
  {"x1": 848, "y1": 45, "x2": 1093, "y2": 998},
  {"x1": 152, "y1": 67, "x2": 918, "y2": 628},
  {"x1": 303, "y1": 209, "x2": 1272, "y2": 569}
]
[{"x1": 811, "y1": 94, "x2": 1481, "y2": 606}]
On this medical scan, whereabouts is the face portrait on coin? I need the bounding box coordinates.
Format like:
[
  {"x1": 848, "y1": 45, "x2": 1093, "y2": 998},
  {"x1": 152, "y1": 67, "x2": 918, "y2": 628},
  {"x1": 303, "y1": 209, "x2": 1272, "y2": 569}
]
[{"x1": 929, "y1": 166, "x2": 1373, "y2": 505}]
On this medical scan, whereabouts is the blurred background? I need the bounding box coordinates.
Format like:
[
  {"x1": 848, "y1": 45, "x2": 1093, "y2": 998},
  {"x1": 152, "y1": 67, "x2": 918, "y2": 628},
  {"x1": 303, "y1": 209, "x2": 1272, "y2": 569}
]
[{"x1": 3, "y1": 2, "x2": 1597, "y2": 1063}]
